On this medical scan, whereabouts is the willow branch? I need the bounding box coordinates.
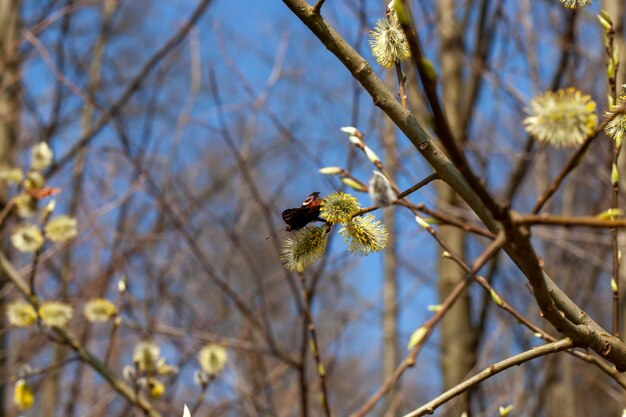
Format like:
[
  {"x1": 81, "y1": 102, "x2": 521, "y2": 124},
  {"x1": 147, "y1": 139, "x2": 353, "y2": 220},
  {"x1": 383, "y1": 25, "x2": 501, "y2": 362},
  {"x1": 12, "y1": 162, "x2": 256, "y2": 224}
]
[
  {"x1": 349, "y1": 231, "x2": 506, "y2": 417},
  {"x1": 0, "y1": 250, "x2": 162, "y2": 417},
  {"x1": 299, "y1": 273, "x2": 332, "y2": 417},
  {"x1": 514, "y1": 214, "x2": 626, "y2": 228},
  {"x1": 281, "y1": 0, "x2": 626, "y2": 371},
  {"x1": 408, "y1": 202, "x2": 496, "y2": 239},
  {"x1": 396, "y1": 173, "x2": 439, "y2": 199},
  {"x1": 402, "y1": 339, "x2": 574, "y2": 417},
  {"x1": 396, "y1": 0, "x2": 503, "y2": 217}
]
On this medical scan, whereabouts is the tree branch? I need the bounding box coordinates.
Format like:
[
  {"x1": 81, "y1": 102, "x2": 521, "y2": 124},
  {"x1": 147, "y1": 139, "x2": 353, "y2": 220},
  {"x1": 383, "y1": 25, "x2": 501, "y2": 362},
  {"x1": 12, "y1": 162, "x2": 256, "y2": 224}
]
[
  {"x1": 0, "y1": 250, "x2": 162, "y2": 417},
  {"x1": 45, "y1": 0, "x2": 215, "y2": 177},
  {"x1": 514, "y1": 213, "x2": 626, "y2": 228},
  {"x1": 281, "y1": 0, "x2": 626, "y2": 371},
  {"x1": 402, "y1": 339, "x2": 574, "y2": 417}
]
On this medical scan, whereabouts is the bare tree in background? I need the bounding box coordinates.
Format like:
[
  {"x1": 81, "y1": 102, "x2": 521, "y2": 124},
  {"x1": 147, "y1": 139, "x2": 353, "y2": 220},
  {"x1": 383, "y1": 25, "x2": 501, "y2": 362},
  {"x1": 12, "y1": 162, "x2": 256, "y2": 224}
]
[
  {"x1": 434, "y1": 2, "x2": 476, "y2": 415},
  {"x1": 0, "y1": 0, "x2": 21, "y2": 414},
  {"x1": 2, "y1": 1, "x2": 626, "y2": 417}
]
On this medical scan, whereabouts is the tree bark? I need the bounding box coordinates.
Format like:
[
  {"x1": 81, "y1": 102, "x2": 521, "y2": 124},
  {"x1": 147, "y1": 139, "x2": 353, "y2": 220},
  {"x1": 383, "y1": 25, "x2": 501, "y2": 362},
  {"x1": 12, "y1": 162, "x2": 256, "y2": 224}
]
[
  {"x1": 603, "y1": 0, "x2": 626, "y2": 341},
  {"x1": 381, "y1": 88, "x2": 399, "y2": 416},
  {"x1": 0, "y1": 2, "x2": 20, "y2": 166},
  {"x1": 604, "y1": 2, "x2": 626, "y2": 411},
  {"x1": 435, "y1": 2, "x2": 477, "y2": 416},
  {"x1": 0, "y1": 0, "x2": 20, "y2": 414}
]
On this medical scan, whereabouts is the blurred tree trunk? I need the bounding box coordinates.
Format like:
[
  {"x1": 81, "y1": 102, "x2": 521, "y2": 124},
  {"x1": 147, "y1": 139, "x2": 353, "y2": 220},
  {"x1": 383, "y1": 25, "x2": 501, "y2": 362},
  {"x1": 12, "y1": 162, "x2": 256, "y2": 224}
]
[
  {"x1": 380, "y1": 3, "x2": 400, "y2": 411},
  {"x1": 0, "y1": 0, "x2": 19, "y2": 160},
  {"x1": 604, "y1": 1, "x2": 626, "y2": 344},
  {"x1": 605, "y1": 2, "x2": 626, "y2": 412},
  {"x1": 435, "y1": 1, "x2": 477, "y2": 416},
  {"x1": 381, "y1": 83, "x2": 399, "y2": 416},
  {"x1": 0, "y1": 0, "x2": 20, "y2": 415}
]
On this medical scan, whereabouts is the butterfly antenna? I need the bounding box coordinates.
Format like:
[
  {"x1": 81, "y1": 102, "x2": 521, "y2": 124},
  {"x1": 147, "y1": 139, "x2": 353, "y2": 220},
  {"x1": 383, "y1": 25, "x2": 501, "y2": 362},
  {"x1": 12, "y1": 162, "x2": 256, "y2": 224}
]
[{"x1": 265, "y1": 228, "x2": 284, "y2": 240}]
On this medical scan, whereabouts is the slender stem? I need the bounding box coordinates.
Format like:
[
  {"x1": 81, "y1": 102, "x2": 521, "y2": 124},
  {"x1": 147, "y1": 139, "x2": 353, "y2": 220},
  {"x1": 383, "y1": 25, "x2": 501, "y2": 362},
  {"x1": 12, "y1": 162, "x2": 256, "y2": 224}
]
[
  {"x1": 349, "y1": 231, "x2": 506, "y2": 417},
  {"x1": 46, "y1": 0, "x2": 215, "y2": 177},
  {"x1": 0, "y1": 250, "x2": 162, "y2": 417},
  {"x1": 281, "y1": 0, "x2": 626, "y2": 370},
  {"x1": 394, "y1": 62, "x2": 406, "y2": 109},
  {"x1": 104, "y1": 318, "x2": 120, "y2": 367},
  {"x1": 514, "y1": 214, "x2": 626, "y2": 228},
  {"x1": 298, "y1": 312, "x2": 310, "y2": 417},
  {"x1": 21, "y1": 356, "x2": 79, "y2": 380},
  {"x1": 408, "y1": 202, "x2": 495, "y2": 239},
  {"x1": 396, "y1": 0, "x2": 503, "y2": 218},
  {"x1": 190, "y1": 378, "x2": 212, "y2": 415},
  {"x1": 357, "y1": 173, "x2": 440, "y2": 216},
  {"x1": 299, "y1": 273, "x2": 332, "y2": 417},
  {"x1": 312, "y1": 0, "x2": 325, "y2": 14},
  {"x1": 396, "y1": 173, "x2": 439, "y2": 199},
  {"x1": 402, "y1": 339, "x2": 574, "y2": 417},
  {"x1": 28, "y1": 248, "x2": 43, "y2": 296},
  {"x1": 605, "y1": 22, "x2": 621, "y2": 338},
  {"x1": 611, "y1": 141, "x2": 621, "y2": 337},
  {"x1": 0, "y1": 196, "x2": 15, "y2": 227},
  {"x1": 27, "y1": 204, "x2": 54, "y2": 295}
]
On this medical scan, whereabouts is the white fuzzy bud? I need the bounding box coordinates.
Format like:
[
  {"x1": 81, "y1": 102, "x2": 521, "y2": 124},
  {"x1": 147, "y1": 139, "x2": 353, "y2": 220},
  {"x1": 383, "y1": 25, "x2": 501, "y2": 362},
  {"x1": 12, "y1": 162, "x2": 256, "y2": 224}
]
[
  {"x1": 368, "y1": 171, "x2": 396, "y2": 207},
  {"x1": 123, "y1": 365, "x2": 137, "y2": 381}
]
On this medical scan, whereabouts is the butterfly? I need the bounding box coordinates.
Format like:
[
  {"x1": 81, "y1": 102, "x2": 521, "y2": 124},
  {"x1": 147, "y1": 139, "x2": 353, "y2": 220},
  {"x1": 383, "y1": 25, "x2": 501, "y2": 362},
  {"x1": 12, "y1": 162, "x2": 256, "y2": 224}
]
[
  {"x1": 281, "y1": 192, "x2": 324, "y2": 232},
  {"x1": 266, "y1": 192, "x2": 325, "y2": 240}
]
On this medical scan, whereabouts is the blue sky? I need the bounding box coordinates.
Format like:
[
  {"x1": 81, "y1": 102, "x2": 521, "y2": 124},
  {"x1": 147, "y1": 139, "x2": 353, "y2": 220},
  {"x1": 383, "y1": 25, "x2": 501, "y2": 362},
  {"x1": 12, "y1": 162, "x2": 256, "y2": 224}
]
[{"x1": 15, "y1": 0, "x2": 616, "y2": 413}]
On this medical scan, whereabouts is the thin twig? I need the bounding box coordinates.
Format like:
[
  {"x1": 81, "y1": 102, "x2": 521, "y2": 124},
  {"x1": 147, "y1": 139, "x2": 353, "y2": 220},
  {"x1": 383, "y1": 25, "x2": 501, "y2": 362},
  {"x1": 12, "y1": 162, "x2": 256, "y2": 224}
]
[
  {"x1": 19, "y1": 356, "x2": 79, "y2": 381},
  {"x1": 27, "y1": 207, "x2": 53, "y2": 295},
  {"x1": 402, "y1": 339, "x2": 574, "y2": 417},
  {"x1": 408, "y1": 202, "x2": 495, "y2": 239},
  {"x1": 299, "y1": 273, "x2": 333, "y2": 417},
  {"x1": 0, "y1": 250, "x2": 162, "y2": 417},
  {"x1": 281, "y1": 0, "x2": 626, "y2": 371},
  {"x1": 0, "y1": 196, "x2": 15, "y2": 227},
  {"x1": 357, "y1": 173, "x2": 440, "y2": 216},
  {"x1": 190, "y1": 378, "x2": 213, "y2": 415},
  {"x1": 104, "y1": 318, "x2": 120, "y2": 367},
  {"x1": 394, "y1": 62, "x2": 407, "y2": 109},
  {"x1": 312, "y1": 0, "x2": 326, "y2": 14},
  {"x1": 396, "y1": 173, "x2": 439, "y2": 199},
  {"x1": 46, "y1": 0, "x2": 215, "y2": 177},
  {"x1": 603, "y1": 20, "x2": 621, "y2": 338},
  {"x1": 349, "y1": 231, "x2": 506, "y2": 417},
  {"x1": 514, "y1": 214, "x2": 626, "y2": 228},
  {"x1": 396, "y1": 0, "x2": 503, "y2": 219}
]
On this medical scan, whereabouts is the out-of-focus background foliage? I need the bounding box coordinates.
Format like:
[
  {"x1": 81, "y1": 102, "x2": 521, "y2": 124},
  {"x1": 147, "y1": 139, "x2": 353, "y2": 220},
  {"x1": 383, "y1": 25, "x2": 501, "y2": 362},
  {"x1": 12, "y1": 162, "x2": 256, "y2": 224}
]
[{"x1": 1, "y1": 1, "x2": 625, "y2": 416}]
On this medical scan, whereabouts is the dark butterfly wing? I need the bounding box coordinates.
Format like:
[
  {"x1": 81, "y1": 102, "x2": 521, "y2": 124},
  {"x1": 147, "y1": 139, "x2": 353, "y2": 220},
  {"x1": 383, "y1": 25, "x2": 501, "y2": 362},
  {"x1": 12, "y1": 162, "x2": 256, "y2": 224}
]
[
  {"x1": 301, "y1": 205, "x2": 321, "y2": 222},
  {"x1": 281, "y1": 192, "x2": 324, "y2": 232},
  {"x1": 282, "y1": 205, "x2": 322, "y2": 231},
  {"x1": 282, "y1": 208, "x2": 299, "y2": 224}
]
